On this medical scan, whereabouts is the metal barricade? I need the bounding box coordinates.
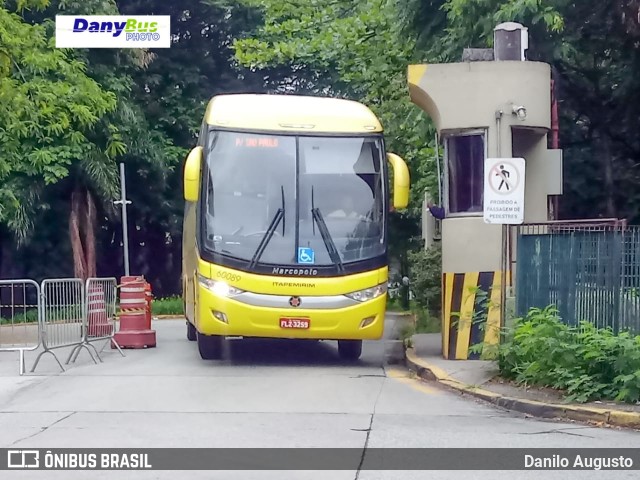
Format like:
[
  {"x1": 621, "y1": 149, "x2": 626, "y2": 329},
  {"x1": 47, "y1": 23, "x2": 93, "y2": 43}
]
[
  {"x1": 31, "y1": 278, "x2": 88, "y2": 373},
  {"x1": 0, "y1": 280, "x2": 42, "y2": 375},
  {"x1": 67, "y1": 277, "x2": 124, "y2": 363}
]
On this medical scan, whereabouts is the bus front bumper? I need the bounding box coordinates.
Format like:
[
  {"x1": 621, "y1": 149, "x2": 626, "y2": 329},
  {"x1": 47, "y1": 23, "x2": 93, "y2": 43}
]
[{"x1": 196, "y1": 287, "x2": 386, "y2": 340}]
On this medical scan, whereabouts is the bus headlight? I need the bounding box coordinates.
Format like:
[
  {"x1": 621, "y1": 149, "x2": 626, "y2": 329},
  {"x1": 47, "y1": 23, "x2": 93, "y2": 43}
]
[
  {"x1": 198, "y1": 274, "x2": 244, "y2": 297},
  {"x1": 345, "y1": 283, "x2": 387, "y2": 302}
]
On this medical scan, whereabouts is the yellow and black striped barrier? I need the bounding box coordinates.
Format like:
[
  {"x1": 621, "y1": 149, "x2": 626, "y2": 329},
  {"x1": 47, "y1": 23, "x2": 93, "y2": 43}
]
[
  {"x1": 118, "y1": 307, "x2": 146, "y2": 315},
  {"x1": 442, "y1": 271, "x2": 510, "y2": 360}
]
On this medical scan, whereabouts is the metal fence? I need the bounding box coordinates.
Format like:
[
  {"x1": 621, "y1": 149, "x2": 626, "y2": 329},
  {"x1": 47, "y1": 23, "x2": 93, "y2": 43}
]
[
  {"x1": 0, "y1": 277, "x2": 126, "y2": 375},
  {"x1": 31, "y1": 278, "x2": 87, "y2": 372},
  {"x1": 514, "y1": 221, "x2": 640, "y2": 334},
  {"x1": 67, "y1": 277, "x2": 124, "y2": 363},
  {"x1": 0, "y1": 280, "x2": 42, "y2": 375}
]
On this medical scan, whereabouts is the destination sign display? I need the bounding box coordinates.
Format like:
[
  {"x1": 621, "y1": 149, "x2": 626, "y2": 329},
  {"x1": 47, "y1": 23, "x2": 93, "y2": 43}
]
[{"x1": 234, "y1": 137, "x2": 279, "y2": 148}]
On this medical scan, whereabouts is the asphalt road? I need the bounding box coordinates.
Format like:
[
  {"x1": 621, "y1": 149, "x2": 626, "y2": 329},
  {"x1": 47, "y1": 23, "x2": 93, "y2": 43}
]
[{"x1": 0, "y1": 319, "x2": 639, "y2": 479}]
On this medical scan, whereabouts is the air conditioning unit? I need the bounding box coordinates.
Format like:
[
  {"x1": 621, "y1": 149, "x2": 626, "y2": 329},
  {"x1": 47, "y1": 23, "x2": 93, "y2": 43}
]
[{"x1": 494, "y1": 22, "x2": 528, "y2": 61}]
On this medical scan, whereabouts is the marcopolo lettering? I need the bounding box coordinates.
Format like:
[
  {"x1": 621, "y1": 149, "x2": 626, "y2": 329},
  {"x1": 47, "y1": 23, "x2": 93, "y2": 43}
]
[
  {"x1": 73, "y1": 18, "x2": 158, "y2": 37},
  {"x1": 272, "y1": 267, "x2": 318, "y2": 276}
]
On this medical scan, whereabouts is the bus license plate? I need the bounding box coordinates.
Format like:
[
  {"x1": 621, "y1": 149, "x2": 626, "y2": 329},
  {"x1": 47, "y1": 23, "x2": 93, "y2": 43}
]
[{"x1": 280, "y1": 318, "x2": 310, "y2": 329}]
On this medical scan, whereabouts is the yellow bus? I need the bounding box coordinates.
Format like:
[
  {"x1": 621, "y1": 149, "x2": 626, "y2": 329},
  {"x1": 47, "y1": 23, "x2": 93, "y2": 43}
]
[{"x1": 182, "y1": 94, "x2": 409, "y2": 360}]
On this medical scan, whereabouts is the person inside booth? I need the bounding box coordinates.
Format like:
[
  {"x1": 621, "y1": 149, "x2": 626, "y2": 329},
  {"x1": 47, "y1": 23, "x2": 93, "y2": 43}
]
[{"x1": 426, "y1": 201, "x2": 445, "y2": 220}]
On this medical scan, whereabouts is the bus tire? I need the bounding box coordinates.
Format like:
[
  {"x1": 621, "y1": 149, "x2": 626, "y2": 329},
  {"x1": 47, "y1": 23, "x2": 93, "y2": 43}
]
[
  {"x1": 338, "y1": 340, "x2": 362, "y2": 361},
  {"x1": 197, "y1": 332, "x2": 224, "y2": 360},
  {"x1": 186, "y1": 321, "x2": 197, "y2": 341}
]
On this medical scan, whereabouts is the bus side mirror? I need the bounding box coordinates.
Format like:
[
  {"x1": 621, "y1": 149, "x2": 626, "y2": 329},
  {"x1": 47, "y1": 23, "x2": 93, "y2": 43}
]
[
  {"x1": 387, "y1": 152, "x2": 410, "y2": 209},
  {"x1": 184, "y1": 146, "x2": 203, "y2": 202}
]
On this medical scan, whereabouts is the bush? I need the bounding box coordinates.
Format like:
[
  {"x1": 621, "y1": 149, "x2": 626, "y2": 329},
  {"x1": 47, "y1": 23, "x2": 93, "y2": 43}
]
[
  {"x1": 499, "y1": 305, "x2": 640, "y2": 403},
  {"x1": 407, "y1": 244, "x2": 441, "y2": 318}
]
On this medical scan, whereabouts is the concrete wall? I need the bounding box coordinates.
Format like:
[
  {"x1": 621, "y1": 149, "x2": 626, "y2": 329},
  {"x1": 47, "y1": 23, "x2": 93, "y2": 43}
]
[
  {"x1": 441, "y1": 218, "x2": 503, "y2": 272},
  {"x1": 408, "y1": 61, "x2": 551, "y2": 136},
  {"x1": 512, "y1": 128, "x2": 550, "y2": 223}
]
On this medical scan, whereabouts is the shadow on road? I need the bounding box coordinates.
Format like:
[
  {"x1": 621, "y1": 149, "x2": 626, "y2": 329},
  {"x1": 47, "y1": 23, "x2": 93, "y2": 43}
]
[{"x1": 212, "y1": 337, "x2": 384, "y2": 369}]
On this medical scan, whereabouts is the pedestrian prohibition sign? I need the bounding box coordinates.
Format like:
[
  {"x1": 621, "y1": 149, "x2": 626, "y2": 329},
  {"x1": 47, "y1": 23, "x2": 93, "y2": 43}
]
[{"x1": 483, "y1": 157, "x2": 526, "y2": 224}]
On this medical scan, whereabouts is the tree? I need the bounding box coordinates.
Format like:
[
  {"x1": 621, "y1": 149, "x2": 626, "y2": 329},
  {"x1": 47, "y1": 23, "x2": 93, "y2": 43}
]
[
  {"x1": 12, "y1": 0, "x2": 164, "y2": 279},
  {"x1": 232, "y1": 0, "x2": 439, "y2": 266},
  {"x1": 0, "y1": 0, "x2": 120, "y2": 281},
  {"x1": 0, "y1": 1, "x2": 118, "y2": 236}
]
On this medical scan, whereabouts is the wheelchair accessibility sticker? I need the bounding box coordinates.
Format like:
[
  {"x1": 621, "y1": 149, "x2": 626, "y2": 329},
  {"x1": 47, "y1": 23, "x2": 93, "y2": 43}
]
[{"x1": 297, "y1": 247, "x2": 315, "y2": 264}]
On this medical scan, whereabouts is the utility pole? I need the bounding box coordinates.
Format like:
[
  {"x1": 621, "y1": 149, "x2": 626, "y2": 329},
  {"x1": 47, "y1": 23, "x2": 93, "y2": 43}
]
[{"x1": 114, "y1": 163, "x2": 132, "y2": 276}]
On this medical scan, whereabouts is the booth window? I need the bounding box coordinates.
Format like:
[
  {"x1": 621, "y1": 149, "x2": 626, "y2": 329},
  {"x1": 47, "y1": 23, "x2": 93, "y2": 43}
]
[{"x1": 445, "y1": 133, "x2": 485, "y2": 214}]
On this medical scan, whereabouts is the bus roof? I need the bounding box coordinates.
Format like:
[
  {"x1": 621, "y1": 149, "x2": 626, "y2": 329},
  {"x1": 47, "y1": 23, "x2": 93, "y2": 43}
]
[{"x1": 203, "y1": 94, "x2": 383, "y2": 134}]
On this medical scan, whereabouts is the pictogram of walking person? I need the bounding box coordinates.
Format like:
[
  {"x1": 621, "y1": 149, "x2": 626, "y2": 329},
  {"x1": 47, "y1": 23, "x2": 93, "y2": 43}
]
[{"x1": 496, "y1": 164, "x2": 510, "y2": 191}]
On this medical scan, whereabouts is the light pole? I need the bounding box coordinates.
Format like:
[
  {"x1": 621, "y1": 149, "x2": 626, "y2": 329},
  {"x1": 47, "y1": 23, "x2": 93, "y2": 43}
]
[{"x1": 114, "y1": 163, "x2": 132, "y2": 276}]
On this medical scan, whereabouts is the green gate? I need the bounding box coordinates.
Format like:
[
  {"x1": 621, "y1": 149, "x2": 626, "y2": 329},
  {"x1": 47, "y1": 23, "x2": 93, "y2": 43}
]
[{"x1": 515, "y1": 223, "x2": 640, "y2": 334}]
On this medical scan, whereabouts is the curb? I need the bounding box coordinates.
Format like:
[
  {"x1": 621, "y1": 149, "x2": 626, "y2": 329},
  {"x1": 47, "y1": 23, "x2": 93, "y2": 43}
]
[
  {"x1": 405, "y1": 347, "x2": 640, "y2": 430},
  {"x1": 152, "y1": 315, "x2": 185, "y2": 320}
]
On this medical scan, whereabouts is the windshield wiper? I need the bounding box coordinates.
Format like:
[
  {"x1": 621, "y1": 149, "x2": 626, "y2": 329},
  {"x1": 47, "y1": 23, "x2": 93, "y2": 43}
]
[
  {"x1": 311, "y1": 207, "x2": 344, "y2": 273},
  {"x1": 249, "y1": 186, "x2": 285, "y2": 269}
]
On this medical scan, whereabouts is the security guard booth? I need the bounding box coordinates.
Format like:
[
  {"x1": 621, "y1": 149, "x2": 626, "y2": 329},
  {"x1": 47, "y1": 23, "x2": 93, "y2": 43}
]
[{"x1": 408, "y1": 23, "x2": 563, "y2": 359}]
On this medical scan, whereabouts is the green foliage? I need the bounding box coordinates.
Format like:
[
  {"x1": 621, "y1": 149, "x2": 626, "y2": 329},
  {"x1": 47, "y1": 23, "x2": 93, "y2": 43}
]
[
  {"x1": 0, "y1": 305, "x2": 83, "y2": 324},
  {"x1": 0, "y1": 0, "x2": 119, "y2": 241},
  {"x1": 386, "y1": 295, "x2": 410, "y2": 313},
  {"x1": 0, "y1": 308, "x2": 39, "y2": 324},
  {"x1": 152, "y1": 296, "x2": 184, "y2": 316},
  {"x1": 407, "y1": 244, "x2": 441, "y2": 317},
  {"x1": 440, "y1": 0, "x2": 563, "y2": 59},
  {"x1": 233, "y1": 0, "x2": 438, "y2": 216},
  {"x1": 414, "y1": 307, "x2": 440, "y2": 334},
  {"x1": 499, "y1": 306, "x2": 640, "y2": 404},
  {"x1": 402, "y1": 0, "x2": 563, "y2": 61}
]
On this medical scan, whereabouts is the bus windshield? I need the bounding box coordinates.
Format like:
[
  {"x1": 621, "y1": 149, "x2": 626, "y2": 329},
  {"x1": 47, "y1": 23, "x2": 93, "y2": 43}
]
[{"x1": 201, "y1": 131, "x2": 386, "y2": 270}]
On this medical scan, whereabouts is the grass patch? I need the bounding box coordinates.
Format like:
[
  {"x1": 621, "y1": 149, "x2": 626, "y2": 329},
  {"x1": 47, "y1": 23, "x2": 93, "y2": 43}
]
[
  {"x1": 0, "y1": 309, "x2": 39, "y2": 325},
  {"x1": 394, "y1": 307, "x2": 442, "y2": 348},
  {"x1": 0, "y1": 307, "x2": 84, "y2": 325},
  {"x1": 415, "y1": 308, "x2": 441, "y2": 334},
  {"x1": 387, "y1": 293, "x2": 442, "y2": 345},
  {"x1": 152, "y1": 296, "x2": 184, "y2": 316},
  {"x1": 386, "y1": 297, "x2": 418, "y2": 314},
  {"x1": 386, "y1": 303, "x2": 411, "y2": 314}
]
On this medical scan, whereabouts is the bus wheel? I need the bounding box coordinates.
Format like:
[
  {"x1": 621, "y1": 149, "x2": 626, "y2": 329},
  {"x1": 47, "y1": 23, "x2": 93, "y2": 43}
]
[
  {"x1": 186, "y1": 321, "x2": 197, "y2": 341},
  {"x1": 197, "y1": 332, "x2": 224, "y2": 360},
  {"x1": 338, "y1": 340, "x2": 362, "y2": 361}
]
